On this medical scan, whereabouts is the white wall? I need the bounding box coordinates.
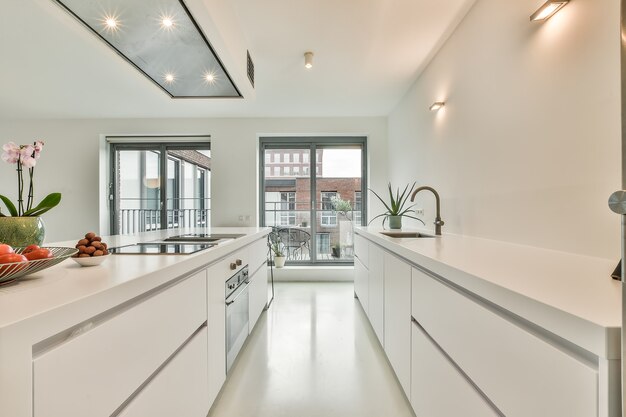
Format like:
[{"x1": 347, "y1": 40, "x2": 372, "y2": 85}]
[
  {"x1": 0, "y1": 118, "x2": 387, "y2": 243},
  {"x1": 387, "y1": 0, "x2": 621, "y2": 259}
]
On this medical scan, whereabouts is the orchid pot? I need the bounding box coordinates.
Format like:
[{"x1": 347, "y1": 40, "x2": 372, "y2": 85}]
[{"x1": 0, "y1": 216, "x2": 45, "y2": 247}]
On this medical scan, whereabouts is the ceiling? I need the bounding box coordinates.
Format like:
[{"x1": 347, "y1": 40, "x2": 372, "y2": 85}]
[{"x1": 0, "y1": 0, "x2": 475, "y2": 119}]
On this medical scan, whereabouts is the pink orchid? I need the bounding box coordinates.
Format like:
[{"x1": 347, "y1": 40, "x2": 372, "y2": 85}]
[
  {"x1": 34, "y1": 141, "x2": 44, "y2": 159},
  {"x1": 1, "y1": 142, "x2": 20, "y2": 164},
  {"x1": 19, "y1": 145, "x2": 36, "y2": 168}
]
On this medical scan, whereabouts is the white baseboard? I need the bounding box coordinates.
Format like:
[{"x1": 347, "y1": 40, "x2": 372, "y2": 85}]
[{"x1": 269, "y1": 265, "x2": 354, "y2": 282}]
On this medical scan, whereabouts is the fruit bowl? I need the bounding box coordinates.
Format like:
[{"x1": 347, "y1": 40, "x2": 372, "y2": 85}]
[
  {"x1": 71, "y1": 254, "x2": 110, "y2": 267},
  {"x1": 0, "y1": 247, "x2": 79, "y2": 285}
]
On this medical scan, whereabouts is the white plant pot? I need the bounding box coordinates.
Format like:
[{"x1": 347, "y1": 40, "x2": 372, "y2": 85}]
[{"x1": 274, "y1": 256, "x2": 286, "y2": 268}]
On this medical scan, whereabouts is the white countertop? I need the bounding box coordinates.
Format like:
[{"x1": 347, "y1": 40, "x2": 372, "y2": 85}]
[
  {"x1": 0, "y1": 227, "x2": 270, "y2": 333},
  {"x1": 355, "y1": 227, "x2": 621, "y2": 359}
]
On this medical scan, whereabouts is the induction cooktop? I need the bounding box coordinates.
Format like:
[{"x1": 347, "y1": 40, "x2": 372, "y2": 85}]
[{"x1": 109, "y1": 242, "x2": 215, "y2": 255}]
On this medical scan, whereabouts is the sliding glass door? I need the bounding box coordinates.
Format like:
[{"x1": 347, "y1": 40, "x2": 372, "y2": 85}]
[
  {"x1": 260, "y1": 137, "x2": 366, "y2": 265},
  {"x1": 110, "y1": 141, "x2": 211, "y2": 234}
]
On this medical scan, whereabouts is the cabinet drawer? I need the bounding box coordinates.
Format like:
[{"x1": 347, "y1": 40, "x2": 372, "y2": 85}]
[
  {"x1": 383, "y1": 252, "x2": 411, "y2": 397},
  {"x1": 118, "y1": 327, "x2": 210, "y2": 417},
  {"x1": 354, "y1": 234, "x2": 368, "y2": 268},
  {"x1": 33, "y1": 271, "x2": 207, "y2": 417},
  {"x1": 412, "y1": 268, "x2": 598, "y2": 417},
  {"x1": 368, "y1": 243, "x2": 384, "y2": 345},
  {"x1": 249, "y1": 237, "x2": 269, "y2": 271},
  {"x1": 411, "y1": 322, "x2": 499, "y2": 417},
  {"x1": 354, "y1": 256, "x2": 369, "y2": 313}
]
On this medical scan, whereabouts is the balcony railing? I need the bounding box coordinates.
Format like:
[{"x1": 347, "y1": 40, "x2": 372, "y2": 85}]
[
  {"x1": 264, "y1": 201, "x2": 361, "y2": 262},
  {"x1": 117, "y1": 197, "x2": 210, "y2": 234}
]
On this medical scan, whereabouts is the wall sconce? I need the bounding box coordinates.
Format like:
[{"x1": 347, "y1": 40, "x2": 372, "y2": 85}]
[
  {"x1": 429, "y1": 102, "x2": 445, "y2": 111},
  {"x1": 304, "y1": 52, "x2": 314, "y2": 69},
  {"x1": 530, "y1": 0, "x2": 569, "y2": 22}
]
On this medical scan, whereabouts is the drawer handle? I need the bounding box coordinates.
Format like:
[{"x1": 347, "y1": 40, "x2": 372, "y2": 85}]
[
  {"x1": 236, "y1": 259, "x2": 242, "y2": 266},
  {"x1": 230, "y1": 262, "x2": 237, "y2": 270}
]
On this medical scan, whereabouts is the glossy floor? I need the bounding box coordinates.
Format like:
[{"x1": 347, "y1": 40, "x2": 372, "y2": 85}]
[{"x1": 209, "y1": 282, "x2": 414, "y2": 417}]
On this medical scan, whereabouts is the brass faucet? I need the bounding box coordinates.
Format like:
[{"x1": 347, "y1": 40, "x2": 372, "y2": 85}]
[{"x1": 410, "y1": 186, "x2": 444, "y2": 236}]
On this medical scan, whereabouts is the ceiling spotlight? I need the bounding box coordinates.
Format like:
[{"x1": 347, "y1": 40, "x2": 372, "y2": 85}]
[
  {"x1": 164, "y1": 73, "x2": 175, "y2": 83},
  {"x1": 304, "y1": 52, "x2": 314, "y2": 69},
  {"x1": 204, "y1": 72, "x2": 216, "y2": 84},
  {"x1": 161, "y1": 16, "x2": 174, "y2": 29},
  {"x1": 530, "y1": 0, "x2": 568, "y2": 21},
  {"x1": 101, "y1": 14, "x2": 120, "y2": 32},
  {"x1": 429, "y1": 102, "x2": 445, "y2": 111}
]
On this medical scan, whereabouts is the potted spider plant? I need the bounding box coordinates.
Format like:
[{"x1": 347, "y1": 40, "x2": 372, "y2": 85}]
[
  {"x1": 369, "y1": 182, "x2": 425, "y2": 230},
  {"x1": 270, "y1": 237, "x2": 286, "y2": 268}
]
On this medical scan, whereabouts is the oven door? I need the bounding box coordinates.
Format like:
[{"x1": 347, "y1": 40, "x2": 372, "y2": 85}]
[{"x1": 225, "y1": 281, "x2": 250, "y2": 373}]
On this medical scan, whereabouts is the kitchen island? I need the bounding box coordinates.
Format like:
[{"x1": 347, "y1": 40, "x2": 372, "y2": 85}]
[
  {"x1": 354, "y1": 227, "x2": 621, "y2": 417},
  {"x1": 0, "y1": 227, "x2": 270, "y2": 417}
]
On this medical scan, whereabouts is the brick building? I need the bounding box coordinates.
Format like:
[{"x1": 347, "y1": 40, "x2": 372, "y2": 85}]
[{"x1": 263, "y1": 149, "x2": 362, "y2": 258}]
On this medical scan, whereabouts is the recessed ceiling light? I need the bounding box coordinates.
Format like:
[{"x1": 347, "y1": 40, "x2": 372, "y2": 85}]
[
  {"x1": 530, "y1": 0, "x2": 568, "y2": 21},
  {"x1": 101, "y1": 14, "x2": 121, "y2": 32},
  {"x1": 164, "y1": 73, "x2": 175, "y2": 83},
  {"x1": 161, "y1": 16, "x2": 174, "y2": 29},
  {"x1": 204, "y1": 72, "x2": 216, "y2": 84}
]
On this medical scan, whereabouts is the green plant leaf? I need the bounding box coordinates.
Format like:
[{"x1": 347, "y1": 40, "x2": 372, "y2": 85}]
[
  {"x1": 397, "y1": 182, "x2": 416, "y2": 214},
  {"x1": 367, "y1": 213, "x2": 389, "y2": 225},
  {"x1": 398, "y1": 204, "x2": 417, "y2": 216},
  {"x1": 388, "y1": 183, "x2": 398, "y2": 214},
  {"x1": 0, "y1": 195, "x2": 18, "y2": 217},
  {"x1": 22, "y1": 193, "x2": 61, "y2": 217},
  {"x1": 368, "y1": 188, "x2": 392, "y2": 214}
]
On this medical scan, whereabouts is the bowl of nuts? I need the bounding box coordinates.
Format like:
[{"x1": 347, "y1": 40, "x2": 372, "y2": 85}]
[{"x1": 72, "y1": 232, "x2": 109, "y2": 267}]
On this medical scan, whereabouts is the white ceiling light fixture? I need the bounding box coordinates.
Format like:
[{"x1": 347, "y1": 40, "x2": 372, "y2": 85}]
[
  {"x1": 164, "y1": 73, "x2": 175, "y2": 83},
  {"x1": 530, "y1": 0, "x2": 569, "y2": 22},
  {"x1": 429, "y1": 102, "x2": 445, "y2": 111},
  {"x1": 304, "y1": 51, "x2": 314, "y2": 69}
]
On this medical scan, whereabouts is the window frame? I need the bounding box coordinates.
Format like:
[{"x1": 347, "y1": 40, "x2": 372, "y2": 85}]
[{"x1": 259, "y1": 136, "x2": 367, "y2": 266}]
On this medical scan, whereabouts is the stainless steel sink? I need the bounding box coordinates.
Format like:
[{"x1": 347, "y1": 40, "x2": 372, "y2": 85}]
[{"x1": 380, "y1": 232, "x2": 435, "y2": 239}]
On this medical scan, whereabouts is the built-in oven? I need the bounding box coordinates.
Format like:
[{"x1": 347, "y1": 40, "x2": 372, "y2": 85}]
[{"x1": 225, "y1": 265, "x2": 249, "y2": 373}]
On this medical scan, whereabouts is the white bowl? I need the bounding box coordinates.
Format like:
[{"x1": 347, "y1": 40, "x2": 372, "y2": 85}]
[{"x1": 71, "y1": 255, "x2": 110, "y2": 267}]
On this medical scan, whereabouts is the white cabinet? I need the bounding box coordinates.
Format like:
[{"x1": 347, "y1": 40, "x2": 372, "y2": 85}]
[
  {"x1": 411, "y1": 321, "x2": 499, "y2": 417},
  {"x1": 367, "y1": 243, "x2": 384, "y2": 345},
  {"x1": 412, "y1": 267, "x2": 598, "y2": 417},
  {"x1": 206, "y1": 258, "x2": 229, "y2": 407},
  {"x1": 33, "y1": 271, "x2": 207, "y2": 417},
  {"x1": 249, "y1": 263, "x2": 268, "y2": 331},
  {"x1": 354, "y1": 256, "x2": 369, "y2": 313},
  {"x1": 118, "y1": 326, "x2": 210, "y2": 417},
  {"x1": 383, "y1": 252, "x2": 412, "y2": 397},
  {"x1": 354, "y1": 233, "x2": 369, "y2": 268}
]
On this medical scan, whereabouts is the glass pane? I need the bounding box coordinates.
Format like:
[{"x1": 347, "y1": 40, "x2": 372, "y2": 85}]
[
  {"x1": 315, "y1": 147, "x2": 362, "y2": 262},
  {"x1": 264, "y1": 148, "x2": 311, "y2": 262},
  {"x1": 117, "y1": 149, "x2": 162, "y2": 234},
  {"x1": 166, "y1": 149, "x2": 211, "y2": 229}
]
